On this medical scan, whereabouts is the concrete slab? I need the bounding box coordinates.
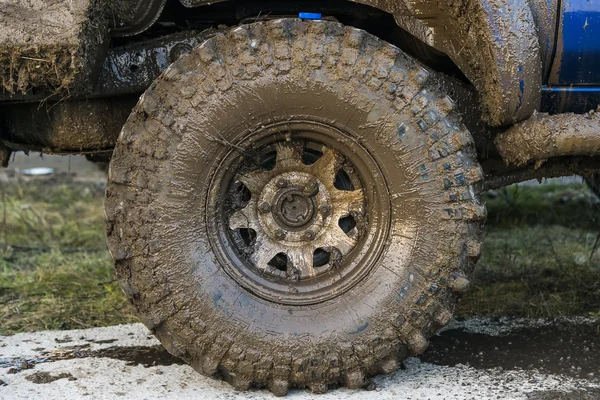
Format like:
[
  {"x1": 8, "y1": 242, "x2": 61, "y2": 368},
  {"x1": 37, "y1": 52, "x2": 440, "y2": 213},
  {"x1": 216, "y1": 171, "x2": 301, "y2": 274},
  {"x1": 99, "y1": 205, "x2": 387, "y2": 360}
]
[{"x1": 1, "y1": 319, "x2": 599, "y2": 399}]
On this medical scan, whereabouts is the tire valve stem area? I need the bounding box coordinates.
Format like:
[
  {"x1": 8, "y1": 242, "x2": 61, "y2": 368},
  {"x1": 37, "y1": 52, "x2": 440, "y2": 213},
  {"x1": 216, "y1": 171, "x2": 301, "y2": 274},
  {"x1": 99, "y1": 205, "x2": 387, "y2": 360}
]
[{"x1": 228, "y1": 142, "x2": 366, "y2": 281}]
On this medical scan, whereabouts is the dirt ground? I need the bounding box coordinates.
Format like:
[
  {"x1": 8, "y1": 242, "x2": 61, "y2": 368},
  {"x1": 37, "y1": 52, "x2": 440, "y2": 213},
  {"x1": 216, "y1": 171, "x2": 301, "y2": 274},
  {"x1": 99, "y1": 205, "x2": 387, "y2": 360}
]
[
  {"x1": 0, "y1": 319, "x2": 599, "y2": 399},
  {"x1": 0, "y1": 153, "x2": 599, "y2": 398}
]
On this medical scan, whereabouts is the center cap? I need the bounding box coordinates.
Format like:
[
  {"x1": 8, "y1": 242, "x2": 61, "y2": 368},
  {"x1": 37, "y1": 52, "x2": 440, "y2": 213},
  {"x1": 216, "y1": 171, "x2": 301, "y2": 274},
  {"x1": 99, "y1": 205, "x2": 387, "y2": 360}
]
[
  {"x1": 274, "y1": 188, "x2": 316, "y2": 228},
  {"x1": 255, "y1": 171, "x2": 332, "y2": 243}
]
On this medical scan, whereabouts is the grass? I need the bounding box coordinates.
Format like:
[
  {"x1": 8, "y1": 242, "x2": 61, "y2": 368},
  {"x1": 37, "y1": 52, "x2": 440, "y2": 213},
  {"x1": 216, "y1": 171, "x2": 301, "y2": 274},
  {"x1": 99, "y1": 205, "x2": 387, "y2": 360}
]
[
  {"x1": 0, "y1": 180, "x2": 136, "y2": 334},
  {"x1": 457, "y1": 182, "x2": 600, "y2": 318},
  {"x1": 0, "y1": 178, "x2": 599, "y2": 334}
]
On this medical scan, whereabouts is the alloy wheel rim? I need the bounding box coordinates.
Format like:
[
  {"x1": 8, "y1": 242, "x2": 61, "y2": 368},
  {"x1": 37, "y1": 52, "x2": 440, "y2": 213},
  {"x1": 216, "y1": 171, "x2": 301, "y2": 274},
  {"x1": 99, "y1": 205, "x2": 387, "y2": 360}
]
[{"x1": 207, "y1": 119, "x2": 392, "y2": 305}]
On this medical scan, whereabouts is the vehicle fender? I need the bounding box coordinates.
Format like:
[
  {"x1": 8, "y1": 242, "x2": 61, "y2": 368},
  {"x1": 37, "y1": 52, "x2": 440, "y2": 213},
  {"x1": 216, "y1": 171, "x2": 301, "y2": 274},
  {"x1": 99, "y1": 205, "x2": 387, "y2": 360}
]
[
  {"x1": 179, "y1": 0, "x2": 544, "y2": 126},
  {"x1": 348, "y1": 0, "x2": 543, "y2": 126}
]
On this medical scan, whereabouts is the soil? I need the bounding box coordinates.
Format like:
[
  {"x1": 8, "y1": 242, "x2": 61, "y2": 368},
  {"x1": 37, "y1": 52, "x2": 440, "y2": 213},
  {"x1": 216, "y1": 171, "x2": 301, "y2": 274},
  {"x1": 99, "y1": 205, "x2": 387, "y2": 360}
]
[
  {"x1": 25, "y1": 371, "x2": 76, "y2": 384},
  {"x1": 0, "y1": 0, "x2": 109, "y2": 95},
  {"x1": 495, "y1": 107, "x2": 600, "y2": 166}
]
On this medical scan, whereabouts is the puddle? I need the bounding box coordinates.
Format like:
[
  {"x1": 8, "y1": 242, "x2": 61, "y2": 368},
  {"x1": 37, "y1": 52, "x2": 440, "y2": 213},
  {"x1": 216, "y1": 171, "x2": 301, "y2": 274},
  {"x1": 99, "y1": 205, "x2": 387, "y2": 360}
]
[
  {"x1": 527, "y1": 388, "x2": 600, "y2": 400},
  {"x1": 423, "y1": 319, "x2": 600, "y2": 379},
  {"x1": 0, "y1": 345, "x2": 184, "y2": 373}
]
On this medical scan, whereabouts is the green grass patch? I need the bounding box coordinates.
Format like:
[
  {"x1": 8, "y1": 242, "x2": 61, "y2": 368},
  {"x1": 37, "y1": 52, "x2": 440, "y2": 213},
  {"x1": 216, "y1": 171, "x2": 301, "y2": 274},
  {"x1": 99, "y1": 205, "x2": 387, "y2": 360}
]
[
  {"x1": 456, "y1": 182, "x2": 600, "y2": 318},
  {"x1": 0, "y1": 181, "x2": 136, "y2": 334},
  {"x1": 0, "y1": 179, "x2": 599, "y2": 333}
]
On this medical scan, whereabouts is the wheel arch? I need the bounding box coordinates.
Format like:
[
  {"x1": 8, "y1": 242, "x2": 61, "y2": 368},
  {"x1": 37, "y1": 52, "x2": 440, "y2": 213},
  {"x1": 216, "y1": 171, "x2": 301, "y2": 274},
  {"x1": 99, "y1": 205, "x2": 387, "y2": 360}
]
[{"x1": 174, "y1": 0, "x2": 547, "y2": 127}]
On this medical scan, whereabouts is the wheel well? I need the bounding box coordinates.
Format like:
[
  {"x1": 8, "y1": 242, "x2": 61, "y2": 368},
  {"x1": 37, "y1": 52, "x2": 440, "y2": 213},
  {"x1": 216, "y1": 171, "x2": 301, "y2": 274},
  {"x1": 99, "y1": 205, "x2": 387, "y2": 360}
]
[
  {"x1": 155, "y1": 0, "x2": 543, "y2": 128},
  {"x1": 115, "y1": 0, "x2": 466, "y2": 81}
]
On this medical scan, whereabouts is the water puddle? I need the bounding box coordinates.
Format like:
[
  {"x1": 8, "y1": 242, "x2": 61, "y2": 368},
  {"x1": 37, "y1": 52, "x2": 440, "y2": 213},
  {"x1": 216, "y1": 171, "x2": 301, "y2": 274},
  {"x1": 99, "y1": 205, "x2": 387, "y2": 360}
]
[
  {"x1": 423, "y1": 319, "x2": 600, "y2": 379},
  {"x1": 0, "y1": 345, "x2": 184, "y2": 373}
]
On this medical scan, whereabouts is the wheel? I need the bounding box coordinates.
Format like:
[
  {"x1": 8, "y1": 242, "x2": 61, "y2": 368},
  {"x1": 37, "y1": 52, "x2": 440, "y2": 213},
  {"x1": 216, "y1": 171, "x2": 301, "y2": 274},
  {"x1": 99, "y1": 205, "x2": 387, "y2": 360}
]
[
  {"x1": 105, "y1": 19, "x2": 485, "y2": 395},
  {"x1": 586, "y1": 174, "x2": 600, "y2": 198}
]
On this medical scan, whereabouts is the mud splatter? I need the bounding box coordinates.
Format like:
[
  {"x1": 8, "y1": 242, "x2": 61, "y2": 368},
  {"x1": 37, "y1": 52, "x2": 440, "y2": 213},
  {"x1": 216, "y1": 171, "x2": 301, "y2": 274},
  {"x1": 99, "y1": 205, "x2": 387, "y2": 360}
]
[
  {"x1": 25, "y1": 372, "x2": 76, "y2": 384},
  {"x1": 495, "y1": 107, "x2": 600, "y2": 166},
  {"x1": 0, "y1": 345, "x2": 183, "y2": 374}
]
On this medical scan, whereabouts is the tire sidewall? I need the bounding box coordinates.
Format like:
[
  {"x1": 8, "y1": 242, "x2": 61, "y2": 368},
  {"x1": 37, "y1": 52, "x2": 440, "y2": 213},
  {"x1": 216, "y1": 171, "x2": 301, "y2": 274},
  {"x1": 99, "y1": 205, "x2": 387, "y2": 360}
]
[{"x1": 151, "y1": 73, "x2": 462, "y2": 343}]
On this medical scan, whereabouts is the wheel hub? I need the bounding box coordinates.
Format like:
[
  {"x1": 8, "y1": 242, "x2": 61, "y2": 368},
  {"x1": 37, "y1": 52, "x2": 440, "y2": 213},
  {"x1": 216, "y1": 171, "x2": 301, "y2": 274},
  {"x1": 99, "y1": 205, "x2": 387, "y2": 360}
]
[
  {"x1": 256, "y1": 171, "x2": 331, "y2": 246},
  {"x1": 274, "y1": 187, "x2": 315, "y2": 229},
  {"x1": 208, "y1": 119, "x2": 391, "y2": 305},
  {"x1": 228, "y1": 143, "x2": 366, "y2": 279}
]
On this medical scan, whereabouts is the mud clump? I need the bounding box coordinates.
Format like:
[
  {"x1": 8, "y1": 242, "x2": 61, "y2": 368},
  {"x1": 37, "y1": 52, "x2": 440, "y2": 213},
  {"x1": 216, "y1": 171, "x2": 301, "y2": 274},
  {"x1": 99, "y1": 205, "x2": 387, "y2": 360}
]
[
  {"x1": 25, "y1": 371, "x2": 76, "y2": 384},
  {"x1": 495, "y1": 107, "x2": 600, "y2": 166},
  {"x1": 0, "y1": 0, "x2": 109, "y2": 96}
]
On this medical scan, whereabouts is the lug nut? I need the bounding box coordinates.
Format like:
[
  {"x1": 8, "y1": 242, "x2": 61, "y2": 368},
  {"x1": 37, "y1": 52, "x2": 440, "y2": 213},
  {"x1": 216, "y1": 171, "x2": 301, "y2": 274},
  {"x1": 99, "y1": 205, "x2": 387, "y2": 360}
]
[
  {"x1": 304, "y1": 230, "x2": 315, "y2": 240},
  {"x1": 277, "y1": 178, "x2": 288, "y2": 188},
  {"x1": 304, "y1": 179, "x2": 319, "y2": 196},
  {"x1": 259, "y1": 201, "x2": 271, "y2": 213},
  {"x1": 319, "y1": 204, "x2": 331, "y2": 216},
  {"x1": 275, "y1": 229, "x2": 286, "y2": 239}
]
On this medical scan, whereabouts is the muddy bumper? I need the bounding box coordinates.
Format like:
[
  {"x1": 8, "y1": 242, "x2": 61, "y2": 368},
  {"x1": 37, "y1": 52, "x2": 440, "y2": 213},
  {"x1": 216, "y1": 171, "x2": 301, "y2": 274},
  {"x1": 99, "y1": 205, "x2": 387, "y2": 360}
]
[{"x1": 495, "y1": 107, "x2": 600, "y2": 166}]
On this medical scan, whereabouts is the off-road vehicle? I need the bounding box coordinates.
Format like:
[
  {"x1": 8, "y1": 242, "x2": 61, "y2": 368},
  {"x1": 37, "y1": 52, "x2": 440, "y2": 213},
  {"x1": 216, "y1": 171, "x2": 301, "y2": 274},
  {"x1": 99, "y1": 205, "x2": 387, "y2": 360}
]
[{"x1": 1, "y1": 0, "x2": 599, "y2": 395}]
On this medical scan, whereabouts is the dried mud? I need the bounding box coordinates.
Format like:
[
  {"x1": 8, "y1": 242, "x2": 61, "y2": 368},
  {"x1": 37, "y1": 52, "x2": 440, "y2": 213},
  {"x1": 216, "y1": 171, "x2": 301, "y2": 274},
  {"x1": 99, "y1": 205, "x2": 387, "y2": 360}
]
[
  {"x1": 495, "y1": 107, "x2": 600, "y2": 166},
  {"x1": 354, "y1": 0, "x2": 542, "y2": 126},
  {"x1": 0, "y1": 0, "x2": 109, "y2": 95}
]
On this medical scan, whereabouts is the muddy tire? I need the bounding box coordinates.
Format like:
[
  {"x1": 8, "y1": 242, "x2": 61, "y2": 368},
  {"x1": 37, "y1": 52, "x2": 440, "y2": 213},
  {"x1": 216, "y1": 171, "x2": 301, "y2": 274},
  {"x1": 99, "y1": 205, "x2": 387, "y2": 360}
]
[
  {"x1": 586, "y1": 175, "x2": 600, "y2": 198},
  {"x1": 105, "y1": 19, "x2": 485, "y2": 395}
]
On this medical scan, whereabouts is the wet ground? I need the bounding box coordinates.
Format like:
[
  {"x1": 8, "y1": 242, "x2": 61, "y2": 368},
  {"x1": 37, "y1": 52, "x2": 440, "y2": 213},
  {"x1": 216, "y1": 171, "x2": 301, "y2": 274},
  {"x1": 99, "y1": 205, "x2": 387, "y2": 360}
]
[
  {"x1": 1, "y1": 155, "x2": 598, "y2": 398},
  {"x1": 1, "y1": 319, "x2": 599, "y2": 400}
]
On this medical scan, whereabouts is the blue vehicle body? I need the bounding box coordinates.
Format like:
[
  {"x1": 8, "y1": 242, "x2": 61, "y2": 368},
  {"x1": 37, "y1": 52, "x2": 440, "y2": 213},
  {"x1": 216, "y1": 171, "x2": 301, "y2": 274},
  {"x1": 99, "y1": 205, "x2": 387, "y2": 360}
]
[{"x1": 543, "y1": 0, "x2": 600, "y2": 113}]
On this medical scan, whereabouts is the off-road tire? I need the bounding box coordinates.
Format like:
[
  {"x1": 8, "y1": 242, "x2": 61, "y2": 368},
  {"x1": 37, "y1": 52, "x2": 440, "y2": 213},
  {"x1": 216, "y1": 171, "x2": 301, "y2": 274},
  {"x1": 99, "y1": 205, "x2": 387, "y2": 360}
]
[{"x1": 105, "y1": 19, "x2": 485, "y2": 395}]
